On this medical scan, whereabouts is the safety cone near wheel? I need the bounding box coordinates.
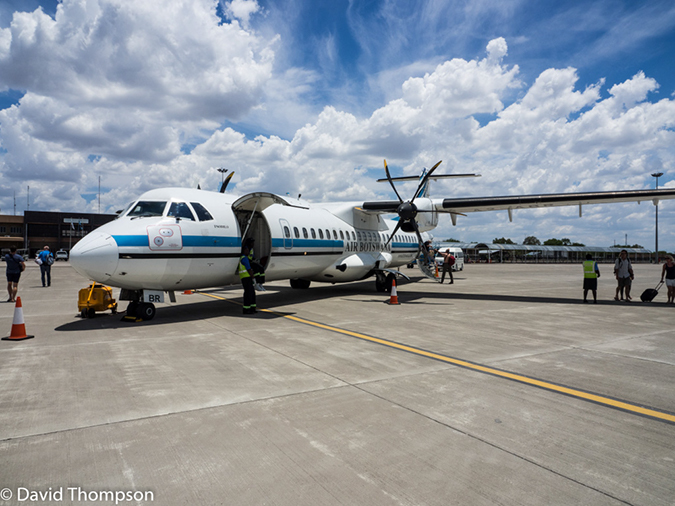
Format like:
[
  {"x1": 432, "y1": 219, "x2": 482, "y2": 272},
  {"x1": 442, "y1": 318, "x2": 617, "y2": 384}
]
[
  {"x1": 388, "y1": 278, "x2": 401, "y2": 305},
  {"x1": 3, "y1": 297, "x2": 34, "y2": 341}
]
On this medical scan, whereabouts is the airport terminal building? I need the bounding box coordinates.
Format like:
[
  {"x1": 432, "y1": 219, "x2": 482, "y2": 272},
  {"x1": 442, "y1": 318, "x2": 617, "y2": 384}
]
[
  {"x1": 0, "y1": 211, "x2": 116, "y2": 257},
  {"x1": 435, "y1": 242, "x2": 654, "y2": 263}
]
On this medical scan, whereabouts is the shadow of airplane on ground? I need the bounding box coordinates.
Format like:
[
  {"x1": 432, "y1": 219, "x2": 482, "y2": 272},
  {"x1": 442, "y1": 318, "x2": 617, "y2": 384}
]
[{"x1": 56, "y1": 273, "x2": 672, "y2": 332}]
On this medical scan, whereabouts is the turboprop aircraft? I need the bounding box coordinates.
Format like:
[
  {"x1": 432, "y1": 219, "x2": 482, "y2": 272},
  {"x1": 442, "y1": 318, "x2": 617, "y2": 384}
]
[{"x1": 70, "y1": 160, "x2": 675, "y2": 320}]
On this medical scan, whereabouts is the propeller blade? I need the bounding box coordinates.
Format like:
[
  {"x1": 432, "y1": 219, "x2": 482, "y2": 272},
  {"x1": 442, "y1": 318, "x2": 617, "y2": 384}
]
[
  {"x1": 384, "y1": 221, "x2": 403, "y2": 247},
  {"x1": 410, "y1": 220, "x2": 432, "y2": 264},
  {"x1": 384, "y1": 159, "x2": 404, "y2": 203},
  {"x1": 220, "y1": 171, "x2": 235, "y2": 193},
  {"x1": 411, "y1": 160, "x2": 442, "y2": 205}
]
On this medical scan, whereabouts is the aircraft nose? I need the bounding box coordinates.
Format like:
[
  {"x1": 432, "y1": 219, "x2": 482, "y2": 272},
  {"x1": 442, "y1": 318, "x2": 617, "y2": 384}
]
[{"x1": 70, "y1": 232, "x2": 119, "y2": 283}]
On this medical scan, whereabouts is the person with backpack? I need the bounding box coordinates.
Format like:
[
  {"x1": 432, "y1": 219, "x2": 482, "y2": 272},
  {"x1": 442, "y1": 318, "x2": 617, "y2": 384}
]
[
  {"x1": 439, "y1": 249, "x2": 455, "y2": 284},
  {"x1": 5, "y1": 246, "x2": 25, "y2": 302},
  {"x1": 36, "y1": 245, "x2": 54, "y2": 287},
  {"x1": 613, "y1": 249, "x2": 634, "y2": 301}
]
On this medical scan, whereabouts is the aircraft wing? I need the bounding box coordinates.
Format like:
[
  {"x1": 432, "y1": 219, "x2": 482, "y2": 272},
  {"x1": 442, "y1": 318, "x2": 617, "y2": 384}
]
[
  {"x1": 361, "y1": 189, "x2": 675, "y2": 214},
  {"x1": 435, "y1": 189, "x2": 675, "y2": 214}
]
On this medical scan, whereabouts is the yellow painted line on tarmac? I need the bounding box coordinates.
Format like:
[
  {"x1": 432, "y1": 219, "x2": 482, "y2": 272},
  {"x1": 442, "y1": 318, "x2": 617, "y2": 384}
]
[{"x1": 200, "y1": 292, "x2": 675, "y2": 424}]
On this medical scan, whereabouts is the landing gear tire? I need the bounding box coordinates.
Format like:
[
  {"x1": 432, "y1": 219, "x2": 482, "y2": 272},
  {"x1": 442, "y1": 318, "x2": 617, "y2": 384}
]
[
  {"x1": 290, "y1": 278, "x2": 311, "y2": 289},
  {"x1": 81, "y1": 308, "x2": 95, "y2": 319},
  {"x1": 126, "y1": 301, "x2": 138, "y2": 317},
  {"x1": 375, "y1": 273, "x2": 387, "y2": 292},
  {"x1": 138, "y1": 303, "x2": 156, "y2": 321},
  {"x1": 385, "y1": 273, "x2": 396, "y2": 293}
]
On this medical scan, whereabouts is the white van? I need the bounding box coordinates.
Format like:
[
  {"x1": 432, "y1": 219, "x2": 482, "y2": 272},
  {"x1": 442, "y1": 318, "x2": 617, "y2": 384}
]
[{"x1": 435, "y1": 247, "x2": 464, "y2": 271}]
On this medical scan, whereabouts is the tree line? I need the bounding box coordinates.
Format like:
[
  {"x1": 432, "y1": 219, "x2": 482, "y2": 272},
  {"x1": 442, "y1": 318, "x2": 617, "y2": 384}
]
[{"x1": 444, "y1": 237, "x2": 644, "y2": 248}]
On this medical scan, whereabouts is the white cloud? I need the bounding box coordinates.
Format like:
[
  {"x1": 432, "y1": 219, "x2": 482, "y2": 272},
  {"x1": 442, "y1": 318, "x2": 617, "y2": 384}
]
[{"x1": 0, "y1": 7, "x2": 674, "y2": 252}]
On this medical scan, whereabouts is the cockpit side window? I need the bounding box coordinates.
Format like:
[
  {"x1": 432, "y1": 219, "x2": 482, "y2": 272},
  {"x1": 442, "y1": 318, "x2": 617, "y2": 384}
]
[
  {"x1": 191, "y1": 202, "x2": 214, "y2": 221},
  {"x1": 128, "y1": 201, "x2": 167, "y2": 217},
  {"x1": 167, "y1": 202, "x2": 195, "y2": 221}
]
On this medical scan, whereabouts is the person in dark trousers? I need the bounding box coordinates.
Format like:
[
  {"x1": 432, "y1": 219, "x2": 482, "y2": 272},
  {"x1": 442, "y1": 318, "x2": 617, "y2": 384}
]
[
  {"x1": 238, "y1": 238, "x2": 257, "y2": 314},
  {"x1": 37, "y1": 245, "x2": 54, "y2": 287},
  {"x1": 582, "y1": 253, "x2": 600, "y2": 303},
  {"x1": 438, "y1": 249, "x2": 455, "y2": 284},
  {"x1": 661, "y1": 255, "x2": 675, "y2": 304},
  {"x1": 5, "y1": 246, "x2": 25, "y2": 302}
]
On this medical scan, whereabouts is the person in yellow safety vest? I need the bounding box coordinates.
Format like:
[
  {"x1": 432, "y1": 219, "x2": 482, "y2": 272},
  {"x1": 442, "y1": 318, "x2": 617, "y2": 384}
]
[
  {"x1": 239, "y1": 238, "x2": 257, "y2": 314},
  {"x1": 582, "y1": 253, "x2": 600, "y2": 303}
]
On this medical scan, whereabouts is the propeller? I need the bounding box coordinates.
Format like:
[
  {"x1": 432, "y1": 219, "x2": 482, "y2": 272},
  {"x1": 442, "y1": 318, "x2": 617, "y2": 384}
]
[{"x1": 382, "y1": 159, "x2": 443, "y2": 263}]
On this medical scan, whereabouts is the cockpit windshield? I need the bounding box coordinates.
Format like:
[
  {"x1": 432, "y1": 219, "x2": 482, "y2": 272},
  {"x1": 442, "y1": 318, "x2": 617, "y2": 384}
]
[
  {"x1": 127, "y1": 201, "x2": 167, "y2": 218},
  {"x1": 167, "y1": 202, "x2": 195, "y2": 221}
]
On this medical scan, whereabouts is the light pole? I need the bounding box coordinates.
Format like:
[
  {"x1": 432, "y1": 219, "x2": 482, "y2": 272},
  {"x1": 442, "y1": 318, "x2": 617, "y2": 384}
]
[
  {"x1": 652, "y1": 172, "x2": 663, "y2": 263},
  {"x1": 217, "y1": 167, "x2": 227, "y2": 186}
]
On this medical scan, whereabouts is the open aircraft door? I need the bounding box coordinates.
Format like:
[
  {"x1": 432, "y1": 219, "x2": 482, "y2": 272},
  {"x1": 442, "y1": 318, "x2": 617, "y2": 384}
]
[{"x1": 232, "y1": 192, "x2": 303, "y2": 269}]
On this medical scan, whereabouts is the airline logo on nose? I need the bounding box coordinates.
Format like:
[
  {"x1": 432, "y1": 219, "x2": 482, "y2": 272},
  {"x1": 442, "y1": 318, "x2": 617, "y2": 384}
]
[{"x1": 148, "y1": 225, "x2": 183, "y2": 251}]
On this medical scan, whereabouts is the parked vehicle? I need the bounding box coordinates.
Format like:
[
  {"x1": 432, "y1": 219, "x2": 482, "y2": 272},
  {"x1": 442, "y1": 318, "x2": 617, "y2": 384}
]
[{"x1": 55, "y1": 249, "x2": 69, "y2": 261}]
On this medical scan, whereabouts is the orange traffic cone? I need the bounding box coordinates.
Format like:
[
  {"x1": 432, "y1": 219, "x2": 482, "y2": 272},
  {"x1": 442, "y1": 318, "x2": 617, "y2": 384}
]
[
  {"x1": 183, "y1": 289, "x2": 193, "y2": 295},
  {"x1": 3, "y1": 297, "x2": 34, "y2": 341},
  {"x1": 388, "y1": 278, "x2": 400, "y2": 305}
]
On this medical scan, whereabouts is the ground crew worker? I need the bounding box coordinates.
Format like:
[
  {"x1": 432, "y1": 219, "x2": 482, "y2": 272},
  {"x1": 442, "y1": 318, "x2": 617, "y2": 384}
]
[
  {"x1": 582, "y1": 253, "x2": 600, "y2": 303},
  {"x1": 238, "y1": 238, "x2": 257, "y2": 314}
]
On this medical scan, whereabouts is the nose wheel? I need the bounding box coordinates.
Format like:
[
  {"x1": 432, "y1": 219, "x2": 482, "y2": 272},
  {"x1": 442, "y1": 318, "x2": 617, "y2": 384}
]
[{"x1": 125, "y1": 301, "x2": 156, "y2": 321}]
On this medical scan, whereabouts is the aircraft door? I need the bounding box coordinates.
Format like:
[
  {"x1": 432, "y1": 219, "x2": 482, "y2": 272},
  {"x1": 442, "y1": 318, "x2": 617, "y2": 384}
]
[{"x1": 279, "y1": 219, "x2": 292, "y2": 249}]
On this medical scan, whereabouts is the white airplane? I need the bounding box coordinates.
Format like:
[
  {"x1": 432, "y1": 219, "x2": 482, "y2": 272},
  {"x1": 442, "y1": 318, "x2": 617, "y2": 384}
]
[{"x1": 70, "y1": 160, "x2": 675, "y2": 320}]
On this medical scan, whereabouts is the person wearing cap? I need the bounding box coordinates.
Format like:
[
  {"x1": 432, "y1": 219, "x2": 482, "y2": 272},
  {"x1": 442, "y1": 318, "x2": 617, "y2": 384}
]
[
  {"x1": 238, "y1": 238, "x2": 257, "y2": 314},
  {"x1": 36, "y1": 245, "x2": 54, "y2": 287}
]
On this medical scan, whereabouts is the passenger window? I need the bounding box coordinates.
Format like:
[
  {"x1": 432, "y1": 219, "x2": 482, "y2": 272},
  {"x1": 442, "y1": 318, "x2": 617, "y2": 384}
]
[
  {"x1": 128, "y1": 201, "x2": 167, "y2": 217},
  {"x1": 339, "y1": 230, "x2": 344, "y2": 240},
  {"x1": 326, "y1": 229, "x2": 330, "y2": 240},
  {"x1": 191, "y1": 202, "x2": 214, "y2": 221},
  {"x1": 284, "y1": 226, "x2": 291, "y2": 238},
  {"x1": 367, "y1": 232, "x2": 372, "y2": 241},
  {"x1": 357, "y1": 231, "x2": 361, "y2": 241},
  {"x1": 333, "y1": 230, "x2": 338, "y2": 240},
  {"x1": 351, "y1": 231, "x2": 356, "y2": 240},
  {"x1": 303, "y1": 227, "x2": 308, "y2": 239},
  {"x1": 318, "y1": 229, "x2": 324, "y2": 239},
  {"x1": 311, "y1": 228, "x2": 316, "y2": 239},
  {"x1": 167, "y1": 202, "x2": 195, "y2": 221},
  {"x1": 294, "y1": 227, "x2": 300, "y2": 239}
]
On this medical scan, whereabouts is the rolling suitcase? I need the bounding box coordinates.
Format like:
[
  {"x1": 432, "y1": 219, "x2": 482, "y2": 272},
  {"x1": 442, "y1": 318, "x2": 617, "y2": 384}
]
[{"x1": 640, "y1": 282, "x2": 663, "y2": 302}]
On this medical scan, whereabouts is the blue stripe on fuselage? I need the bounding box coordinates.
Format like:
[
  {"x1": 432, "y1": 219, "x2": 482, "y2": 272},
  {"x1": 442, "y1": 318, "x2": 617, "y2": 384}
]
[{"x1": 113, "y1": 235, "x2": 241, "y2": 248}]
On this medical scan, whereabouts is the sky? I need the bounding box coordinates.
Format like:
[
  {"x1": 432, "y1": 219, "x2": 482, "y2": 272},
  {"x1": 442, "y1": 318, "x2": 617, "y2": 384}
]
[{"x1": 0, "y1": 0, "x2": 674, "y2": 251}]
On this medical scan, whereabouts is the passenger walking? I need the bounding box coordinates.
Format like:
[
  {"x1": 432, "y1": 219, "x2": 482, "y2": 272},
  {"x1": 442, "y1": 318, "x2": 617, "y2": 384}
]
[
  {"x1": 582, "y1": 254, "x2": 600, "y2": 303},
  {"x1": 661, "y1": 255, "x2": 675, "y2": 304},
  {"x1": 613, "y1": 250, "x2": 634, "y2": 301},
  {"x1": 5, "y1": 246, "x2": 25, "y2": 303},
  {"x1": 36, "y1": 245, "x2": 54, "y2": 287},
  {"x1": 438, "y1": 249, "x2": 455, "y2": 284},
  {"x1": 238, "y1": 238, "x2": 257, "y2": 314}
]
